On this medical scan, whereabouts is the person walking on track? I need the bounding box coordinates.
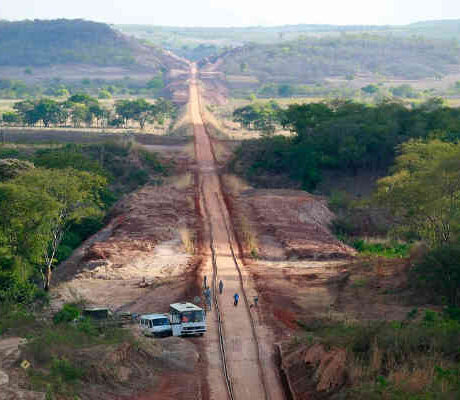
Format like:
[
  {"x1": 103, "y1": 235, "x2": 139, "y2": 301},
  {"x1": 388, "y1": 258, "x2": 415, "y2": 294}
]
[
  {"x1": 219, "y1": 280, "x2": 224, "y2": 294},
  {"x1": 204, "y1": 287, "x2": 211, "y2": 311},
  {"x1": 233, "y1": 292, "x2": 239, "y2": 306}
]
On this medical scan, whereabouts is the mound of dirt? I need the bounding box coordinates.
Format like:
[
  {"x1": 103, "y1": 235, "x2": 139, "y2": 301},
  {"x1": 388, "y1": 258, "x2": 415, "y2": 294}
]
[
  {"x1": 240, "y1": 189, "x2": 356, "y2": 260},
  {"x1": 279, "y1": 342, "x2": 348, "y2": 399},
  {"x1": 55, "y1": 183, "x2": 197, "y2": 284}
]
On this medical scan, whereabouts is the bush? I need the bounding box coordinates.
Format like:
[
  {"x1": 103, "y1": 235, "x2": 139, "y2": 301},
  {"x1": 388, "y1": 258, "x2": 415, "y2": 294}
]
[
  {"x1": 51, "y1": 358, "x2": 84, "y2": 382},
  {"x1": 412, "y1": 244, "x2": 460, "y2": 306},
  {"x1": 127, "y1": 169, "x2": 149, "y2": 187},
  {"x1": 139, "y1": 150, "x2": 166, "y2": 174},
  {"x1": 351, "y1": 240, "x2": 410, "y2": 258},
  {"x1": 0, "y1": 272, "x2": 43, "y2": 304},
  {"x1": 53, "y1": 304, "x2": 81, "y2": 324}
]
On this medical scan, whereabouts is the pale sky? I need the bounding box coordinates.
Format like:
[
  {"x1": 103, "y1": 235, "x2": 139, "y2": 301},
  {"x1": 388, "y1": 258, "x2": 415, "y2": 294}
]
[{"x1": 1, "y1": 0, "x2": 460, "y2": 27}]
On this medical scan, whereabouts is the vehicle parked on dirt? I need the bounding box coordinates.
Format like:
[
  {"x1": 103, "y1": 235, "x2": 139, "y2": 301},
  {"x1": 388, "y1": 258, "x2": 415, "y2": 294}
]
[
  {"x1": 139, "y1": 314, "x2": 172, "y2": 337},
  {"x1": 169, "y1": 302, "x2": 206, "y2": 336}
]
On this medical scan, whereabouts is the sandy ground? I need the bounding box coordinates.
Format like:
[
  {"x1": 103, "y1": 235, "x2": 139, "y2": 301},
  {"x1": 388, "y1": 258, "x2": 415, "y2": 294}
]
[{"x1": 190, "y1": 65, "x2": 285, "y2": 400}]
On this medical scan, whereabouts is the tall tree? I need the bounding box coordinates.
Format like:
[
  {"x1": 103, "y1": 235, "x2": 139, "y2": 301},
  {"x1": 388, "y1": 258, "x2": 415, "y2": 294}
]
[{"x1": 11, "y1": 168, "x2": 107, "y2": 290}]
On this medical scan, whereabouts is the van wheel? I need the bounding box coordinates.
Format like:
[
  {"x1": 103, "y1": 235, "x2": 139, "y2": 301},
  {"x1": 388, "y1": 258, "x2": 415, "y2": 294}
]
[{"x1": 198, "y1": 333, "x2": 204, "y2": 336}]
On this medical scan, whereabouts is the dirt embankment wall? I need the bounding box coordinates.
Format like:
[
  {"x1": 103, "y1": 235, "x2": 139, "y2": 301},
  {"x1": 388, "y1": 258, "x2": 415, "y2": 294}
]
[{"x1": 0, "y1": 129, "x2": 192, "y2": 145}]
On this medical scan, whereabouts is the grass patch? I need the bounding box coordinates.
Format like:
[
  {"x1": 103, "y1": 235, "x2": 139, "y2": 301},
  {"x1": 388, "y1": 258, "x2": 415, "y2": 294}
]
[
  {"x1": 298, "y1": 311, "x2": 460, "y2": 398},
  {"x1": 352, "y1": 239, "x2": 411, "y2": 258}
]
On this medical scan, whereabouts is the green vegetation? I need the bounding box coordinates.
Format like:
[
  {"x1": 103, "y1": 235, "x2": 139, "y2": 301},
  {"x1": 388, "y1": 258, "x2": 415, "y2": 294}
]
[
  {"x1": 218, "y1": 35, "x2": 460, "y2": 84},
  {"x1": 23, "y1": 303, "x2": 132, "y2": 398},
  {"x1": 232, "y1": 101, "x2": 282, "y2": 135},
  {"x1": 351, "y1": 240, "x2": 410, "y2": 258},
  {"x1": 232, "y1": 98, "x2": 460, "y2": 190},
  {"x1": 117, "y1": 19, "x2": 460, "y2": 62},
  {"x1": 0, "y1": 94, "x2": 175, "y2": 129},
  {"x1": 0, "y1": 142, "x2": 167, "y2": 307},
  {"x1": 0, "y1": 20, "x2": 136, "y2": 66},
  {"x1": 375, "y1": 139, "x2": 460, "y2": 246},
  {"x1": 299, "y1": 310, "x2": 460, "y2": 398},
  {"x1": 0, "y1": 75, "x2": 167, "y2": 99},
  {"x1": 412, "y1": 245, "x2": 460, "y2": 307}
]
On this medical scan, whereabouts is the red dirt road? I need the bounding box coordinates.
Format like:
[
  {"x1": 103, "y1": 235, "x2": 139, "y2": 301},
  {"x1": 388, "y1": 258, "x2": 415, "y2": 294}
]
[{"x1": 190, "y1": 65, "x2": 285, "y2": 400}]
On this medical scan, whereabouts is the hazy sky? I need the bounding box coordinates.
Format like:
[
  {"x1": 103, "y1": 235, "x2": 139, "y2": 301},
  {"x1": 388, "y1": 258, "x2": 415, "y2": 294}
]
[{"x1": 1, "y1": 0, "x2": 460, "y2": 27}]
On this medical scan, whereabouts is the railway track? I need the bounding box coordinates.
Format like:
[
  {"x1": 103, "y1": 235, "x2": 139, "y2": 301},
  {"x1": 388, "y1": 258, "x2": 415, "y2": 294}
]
[
  {"x1": 200, "y1": 179, "x2": 235, "y2": 400},
  {"x1": 195, "y1": 80, "x2": 270, "y2": 399}
]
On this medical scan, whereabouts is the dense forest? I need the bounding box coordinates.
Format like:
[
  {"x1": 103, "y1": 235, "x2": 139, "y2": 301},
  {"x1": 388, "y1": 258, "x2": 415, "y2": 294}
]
[
  {"x1": 231, "y1": 98, "x2": 460, "y2": 189},
  {"x1": 217, "y1": 35, "x2": 460, "y2": 83}
]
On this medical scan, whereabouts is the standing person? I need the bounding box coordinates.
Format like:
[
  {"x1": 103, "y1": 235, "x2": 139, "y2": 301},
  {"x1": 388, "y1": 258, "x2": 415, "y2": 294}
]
[
  {"x1": 203, "y1": 275, "x2": 207, "y2": 289},
  {"x1": 233, "y1": 293, "x2": 239, "y2": 307},
  {"x1": 254, "y1": 296, "x2": 259, "y2": 307},
  {"x1": 218, "y1": 280, "x2": 224, "y2": 294},
  {"x1": 204, "y1": 287, "x2": 211, "y2": 310}
]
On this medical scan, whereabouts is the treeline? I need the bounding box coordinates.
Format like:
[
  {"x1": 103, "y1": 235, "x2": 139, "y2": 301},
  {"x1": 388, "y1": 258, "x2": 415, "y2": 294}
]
[
  {"x1": 232, "y1": 98, "x2": 460, "y2": 306},
  {"x1": 232, "y1": 98, "x2": 460, "y2": 189},
  {"x1": 0, "y1": 142, "x2": 167, "y2": 305},
  {"x1": 0, "y1": 20, "x2": 135, "y2": 66},
  {"x1": 1, "y1": 94, "x2": 176, "y2": 129},
  {"x1": 0, "y1": 74, "x2": 166, "y2": 99},
  {"x1": 219, "y1": 34, "x2": 460, "y2": 82}
]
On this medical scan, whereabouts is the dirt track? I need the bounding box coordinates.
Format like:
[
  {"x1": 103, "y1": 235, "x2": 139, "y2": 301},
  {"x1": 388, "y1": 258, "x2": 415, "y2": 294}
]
[{"x1": 190, "y1": 65, "x2": 284, "y2": 400}]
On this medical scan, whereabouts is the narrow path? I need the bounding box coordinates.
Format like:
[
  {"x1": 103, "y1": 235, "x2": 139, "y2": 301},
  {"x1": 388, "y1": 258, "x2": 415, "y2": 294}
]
[{"x1": 190, "y1": 66, "x2": 284, "y2": 400}]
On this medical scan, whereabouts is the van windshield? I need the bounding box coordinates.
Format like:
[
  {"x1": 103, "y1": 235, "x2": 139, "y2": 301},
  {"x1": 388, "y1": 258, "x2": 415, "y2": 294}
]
[
  {"x1": 181, "y1": 311, "x2": 204, "y2": 323},
  {"x1": 151, "y1": 318, "x2": 169, "y2": 326}
]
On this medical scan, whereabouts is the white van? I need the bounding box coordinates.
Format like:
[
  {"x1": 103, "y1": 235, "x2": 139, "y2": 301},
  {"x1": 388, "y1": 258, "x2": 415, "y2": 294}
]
[
  {"x1": 169, "y1": 303, "x2": 206, "y2": 336},
  {"x1": 139, "y1": 314, "x2": 172, "y2": 337}
]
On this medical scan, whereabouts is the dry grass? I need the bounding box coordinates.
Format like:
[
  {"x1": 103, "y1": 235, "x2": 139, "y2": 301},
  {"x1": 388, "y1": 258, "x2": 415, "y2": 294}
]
[
  {"x1": 179, "y1": 225, "x2": 196, "y2": 255},
  {"x1": 182, "y1": 142, "x2": 196, "y2": 161},
  {"x1": 211, "y1": 140, "x2": 232, "y2": 164},
  {"x1": 170, "y1": 103, "x2": 194, "y2": 137},
  {"x1": 201, "y1": 104, "x2": 229, "y2": 139},
  {"x1": 223, "y1": 174, "x2": 250, "y2": 194},
  {"x1": 167, "y1": 173, "x2": 193, "y2": 190},
  {"x1": 221, "y1": 174, "x2": 259, "y2": 257}
]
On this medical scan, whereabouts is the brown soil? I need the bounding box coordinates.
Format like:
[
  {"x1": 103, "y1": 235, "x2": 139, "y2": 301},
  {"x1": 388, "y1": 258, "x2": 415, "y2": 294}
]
[{"x1": 53, "y1": 179, "x2": 201, "y2": 313}]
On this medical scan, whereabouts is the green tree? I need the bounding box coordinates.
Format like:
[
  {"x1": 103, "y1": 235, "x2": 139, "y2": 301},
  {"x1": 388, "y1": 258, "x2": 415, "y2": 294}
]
[
  {"x1": 1, "y1": 111, "x2": 21, "y2": 125},
  {"x1": 11, "y1": 168, "x2": 107, "y2": 290},
  {"x1": 375, "y1": 140, "x2": 460, "y2": 246},
  {"x1": 361, "y1": 84, "x2": 379, "y2": 95},
  {"x1": 0, "y1": 182, "x2": 57, "y2": 282},
  {"x1": 35, "y1": 99, "x2": 65, "y2": 127},
  {"x1": 69, "y1": 103, "x2": 88, "y2": 128},
  {"x1": 13, "y1": 100, "x2": 39, "y2": 126}
]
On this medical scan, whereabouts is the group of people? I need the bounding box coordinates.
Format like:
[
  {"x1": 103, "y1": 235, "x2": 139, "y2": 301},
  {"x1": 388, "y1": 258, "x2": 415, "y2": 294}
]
[{"x1": 203, "y1": 276, "x2": 258, "y2": 308}]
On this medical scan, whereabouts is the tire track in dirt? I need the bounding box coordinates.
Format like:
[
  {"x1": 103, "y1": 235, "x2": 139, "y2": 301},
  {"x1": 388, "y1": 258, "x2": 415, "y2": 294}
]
[{"x1": 189, "y1": 64, "x2": 284, "y2": 400}]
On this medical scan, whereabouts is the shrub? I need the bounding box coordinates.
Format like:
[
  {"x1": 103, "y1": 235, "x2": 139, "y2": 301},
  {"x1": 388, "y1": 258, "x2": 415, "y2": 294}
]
[
  {"x1": 411, "y1": 244, "x2": 460, "y2": 306},
  {"x1": 51, "y1": 358, "x2": 84, "y2": 382},
  {"x1": 0, "y1": 272, "x2": 42, "y2": 304},
  {"x1": 53, "y1": 304, "x2": 81, "y2": 324}
]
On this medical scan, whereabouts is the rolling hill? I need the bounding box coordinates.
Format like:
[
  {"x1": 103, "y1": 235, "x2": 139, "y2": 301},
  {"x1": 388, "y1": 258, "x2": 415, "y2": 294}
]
[
  {"x1": 117, "y1": 19, "x2": 460, "y2": 62},
  {"x1": 212, "y1": 34, "x2": 460, "y2": 84},
  {"x1": 0, "y1": 19, "x2": 188, "y2": 83}
]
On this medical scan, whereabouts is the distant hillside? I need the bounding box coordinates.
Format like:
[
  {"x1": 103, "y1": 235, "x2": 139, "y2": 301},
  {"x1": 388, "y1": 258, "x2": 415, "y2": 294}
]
[
  {"x1": 0, "y1": 19, "x2": 187, "y2": 72},
  {"x1": 213, "y1": 35, "x2": 460, "y2": 83},
  {"x1": 117, "y1": 19, "x2": 460, "y2": 61},
  {"x1": 0, "y1": 19, "x2": 137, "y2": 66}
]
